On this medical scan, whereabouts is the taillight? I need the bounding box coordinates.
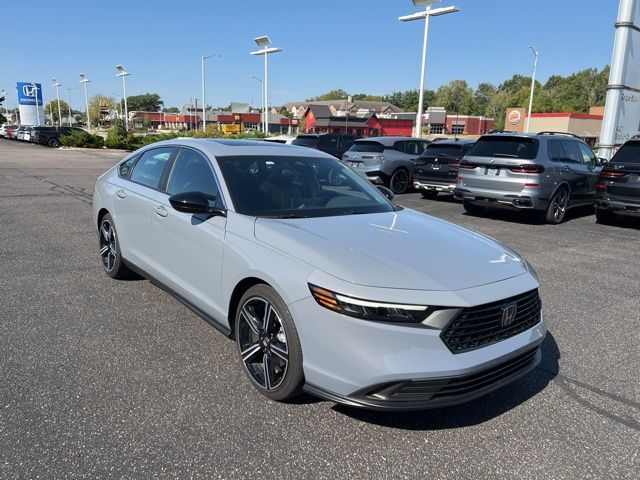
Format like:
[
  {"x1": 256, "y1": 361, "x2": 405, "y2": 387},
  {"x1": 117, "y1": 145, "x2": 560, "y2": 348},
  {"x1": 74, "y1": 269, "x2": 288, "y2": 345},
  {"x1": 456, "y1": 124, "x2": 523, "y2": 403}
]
[
  {"x1": 596, "y1": 183, "x2": 607, "y2": 191},
  {"x1": 458, "y1": 162, "x2": 476, "y2": 169},
  {"x1": 412, "y1": 176, "x2": 418, "y2": 182},
  {"x1": 600, "y1": 165, "x2": 626, "y2": 178},
  {"x1": 449, "y1": 162, "x2": 460, "y2": 170},
  {"x1": 509, "y1": 164, "x2": 545, "y2": 174}
]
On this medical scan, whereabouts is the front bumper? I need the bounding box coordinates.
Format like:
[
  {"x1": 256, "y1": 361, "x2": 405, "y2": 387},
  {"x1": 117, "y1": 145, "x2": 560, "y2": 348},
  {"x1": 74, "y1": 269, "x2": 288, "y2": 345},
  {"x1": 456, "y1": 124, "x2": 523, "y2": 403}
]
[
  {"x1": 289, "y1": 272, "x2": 546, "y2": 410},
  {"x1": 304, "y1": 345, "x2": 542, "y2": 411}
]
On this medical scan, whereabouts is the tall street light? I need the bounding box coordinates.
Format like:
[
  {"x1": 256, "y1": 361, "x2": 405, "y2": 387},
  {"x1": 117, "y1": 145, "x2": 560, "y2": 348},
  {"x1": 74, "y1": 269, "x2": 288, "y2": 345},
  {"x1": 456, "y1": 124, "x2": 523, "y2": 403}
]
[
  {"x1": 525, "y1": 46, "x2": 539, "y2": 133},
  {"x1": 116, "y1": 65, "x2": 131, "y2": 131},
  {"x1": 250, "y1": 74, "x2": 264, "y2": 132},
  {"x1": 201, "y1": 53, "x2": 222, "y2": 131},
  {"x1": 67, "y1": 86, "x2": 79, "y2": 126},
  {"x1": 400, "y1": 0, "x2": 459, "y2": 138},
  {"x1": 79, "y1": 74, "x2": 91, "y2": 132},
  {"x1": 250, "y1": 36, "x2": 282, "y2": 135},
  {"x1": 51, "y1": 79, "x2": 62, "y2": 127}
]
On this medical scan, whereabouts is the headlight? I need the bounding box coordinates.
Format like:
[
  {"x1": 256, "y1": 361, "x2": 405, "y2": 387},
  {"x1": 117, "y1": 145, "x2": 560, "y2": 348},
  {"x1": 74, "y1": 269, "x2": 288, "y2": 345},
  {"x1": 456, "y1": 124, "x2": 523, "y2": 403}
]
[{"x1": 309, "y1": 284, "x2": 430, "y2": 323}]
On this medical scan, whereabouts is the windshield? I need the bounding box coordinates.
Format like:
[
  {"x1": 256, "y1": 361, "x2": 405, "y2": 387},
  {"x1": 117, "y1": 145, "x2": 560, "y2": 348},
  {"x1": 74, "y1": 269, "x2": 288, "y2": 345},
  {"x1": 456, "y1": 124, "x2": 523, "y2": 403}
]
[
  {"x1": 291, "y1": 136, "x2": 319, "y2": 148},
  {"x1": 466, "y1": 136, "x2": 539, "y2": 159},
  {"x1": 348, "y1": 141, "x2": 385, "y2": 153},
  {"x1": 423, "y1": 143, "x2": 465, "y2": 156},
  {"x1": 217, "y1": 155, "x2": 394, "y2": 218},
  {"x1": 612, "y1": 141, "x2": 640, "y2": 163}
]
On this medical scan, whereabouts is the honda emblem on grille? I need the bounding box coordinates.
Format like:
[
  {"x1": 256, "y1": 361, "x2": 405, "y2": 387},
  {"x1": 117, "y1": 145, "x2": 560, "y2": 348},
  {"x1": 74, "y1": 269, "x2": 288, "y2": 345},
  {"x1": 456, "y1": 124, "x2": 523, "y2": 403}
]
[{"x1": 501, "y1": 303, "x2": 518, "y2": 327}]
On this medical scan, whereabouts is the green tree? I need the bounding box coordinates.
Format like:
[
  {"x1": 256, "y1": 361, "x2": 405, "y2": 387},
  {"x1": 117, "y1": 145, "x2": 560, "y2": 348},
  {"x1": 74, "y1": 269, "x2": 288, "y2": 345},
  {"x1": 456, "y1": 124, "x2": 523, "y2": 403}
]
[
  {"x1": 307, "y1": 89, "x2": 348, "y2": 101},
  {"x1": 279, "y1": 106, "x2": 293, "y2": 118},
  {"x1": 124, "y1": 93, "x2": 163, "y2": 112},
  {"x1": 162, "y1": 106, "x2": 180, "y2": 113},
  {"x1": 435, "y1": 80, "x2": 475, "y2": 114},
  {"x1": 44, "y1": 99, "x2": 71, "y2": 124}
]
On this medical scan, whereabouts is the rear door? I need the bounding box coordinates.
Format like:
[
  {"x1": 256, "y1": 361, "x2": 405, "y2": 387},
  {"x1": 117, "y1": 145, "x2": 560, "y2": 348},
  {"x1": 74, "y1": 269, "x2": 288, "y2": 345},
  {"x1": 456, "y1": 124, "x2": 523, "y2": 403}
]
[
  {"x1": 112, "y1": 146, "x2": 176, "y2": 271},
  {"x1": 560, "y1": 140, "x2": 588, "y2": 204}
]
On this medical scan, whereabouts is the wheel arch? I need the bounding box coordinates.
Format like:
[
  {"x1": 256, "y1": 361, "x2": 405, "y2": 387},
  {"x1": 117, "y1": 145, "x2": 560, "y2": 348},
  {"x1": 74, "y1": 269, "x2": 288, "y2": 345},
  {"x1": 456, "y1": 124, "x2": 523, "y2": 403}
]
[
  {"x1": 227, "y1": 277, "x2": 271, "y2": 339},
  {"x1": 97, "y1": 208, "x2": 110, "y2": 228}
]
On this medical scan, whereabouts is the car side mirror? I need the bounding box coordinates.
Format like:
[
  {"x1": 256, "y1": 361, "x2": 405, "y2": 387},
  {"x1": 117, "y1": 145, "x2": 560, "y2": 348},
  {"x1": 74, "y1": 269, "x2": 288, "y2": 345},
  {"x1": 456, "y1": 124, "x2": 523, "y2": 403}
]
[
  {"x1": 377, "y1": 186, "x2": 394, "y2": 200},
  {"x1": 596, "y1": 157, "x2": 609, "y2": 166},
  {"x1": 169, "y1": 191, "x2": 226, "y2": 217}
]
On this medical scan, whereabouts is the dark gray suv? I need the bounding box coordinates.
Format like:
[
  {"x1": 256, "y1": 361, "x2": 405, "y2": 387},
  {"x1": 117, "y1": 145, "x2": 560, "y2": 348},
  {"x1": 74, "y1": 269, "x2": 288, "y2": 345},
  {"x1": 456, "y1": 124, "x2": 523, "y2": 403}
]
[{"x1": 454, "y1": 132, "x2": 603, "y2": 224}]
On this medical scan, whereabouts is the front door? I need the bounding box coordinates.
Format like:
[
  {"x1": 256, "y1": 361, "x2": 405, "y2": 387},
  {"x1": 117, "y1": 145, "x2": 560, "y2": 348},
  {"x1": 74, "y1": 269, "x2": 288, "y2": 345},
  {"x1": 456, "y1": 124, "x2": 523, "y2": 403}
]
[
  {"x1": 560, "y1": 140, "x2": 589, "y2": 205},
  {"x1": 149, "y1": 147, "x2": 228, "y2": 321}
]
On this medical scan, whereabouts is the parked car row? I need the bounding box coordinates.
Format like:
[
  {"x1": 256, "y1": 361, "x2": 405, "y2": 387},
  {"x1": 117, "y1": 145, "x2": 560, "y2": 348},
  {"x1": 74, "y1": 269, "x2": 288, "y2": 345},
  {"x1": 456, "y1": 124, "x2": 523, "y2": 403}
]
[
  {"x1": 291, "y1": 131, "x2": 638, "y2": 227},
  {"x1": 0, "y1": 124, "x2": 84, "y2": 147}
]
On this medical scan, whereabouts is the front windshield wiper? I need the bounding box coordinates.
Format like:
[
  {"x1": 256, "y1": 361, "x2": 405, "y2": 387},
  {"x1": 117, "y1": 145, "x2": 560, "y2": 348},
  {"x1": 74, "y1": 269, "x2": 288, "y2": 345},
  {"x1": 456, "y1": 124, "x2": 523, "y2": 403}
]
[{"x1": 277, "y1": 213, "x2": 308, "y2": 219}]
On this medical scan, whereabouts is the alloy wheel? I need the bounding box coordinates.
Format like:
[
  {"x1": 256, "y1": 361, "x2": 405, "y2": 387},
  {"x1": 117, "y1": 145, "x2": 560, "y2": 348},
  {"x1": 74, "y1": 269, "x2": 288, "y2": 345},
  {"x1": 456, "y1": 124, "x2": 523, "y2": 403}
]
[
  {"x1": 391, "y1": 170, "x2": 409, "y2": 194},
  {"x1": 99, "y1": 219, "x2": 117, "y2": 272},
  {"x1": 553, "y1": 190, "x2": 568, "y2": 222},
  {"x1": 238, "y1": 297, "x2": 289, "y2": 390}
]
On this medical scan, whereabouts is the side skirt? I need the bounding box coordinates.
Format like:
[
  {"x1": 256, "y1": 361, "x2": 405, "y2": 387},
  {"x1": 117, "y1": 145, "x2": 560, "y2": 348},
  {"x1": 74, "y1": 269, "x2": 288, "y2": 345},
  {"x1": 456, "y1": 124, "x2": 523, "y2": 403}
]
[{"x1": 123, "y1": 259, "x2": 232, "y2": 338}]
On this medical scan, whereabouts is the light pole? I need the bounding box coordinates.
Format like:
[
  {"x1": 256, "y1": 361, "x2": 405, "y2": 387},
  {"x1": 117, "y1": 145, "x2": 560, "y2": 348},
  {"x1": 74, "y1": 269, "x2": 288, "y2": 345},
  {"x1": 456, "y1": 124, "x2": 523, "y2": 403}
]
[
  {"x1": 250, "y1": 36, "x2": 282, "y2": 135},
  {"x1": 0, "y1": 89, "x2": 8, "y2": 121},
  {"x1": 51, "y1": 79, "x2": 62, "y2": 127},
  {"x1": 400, "y1": 0, "x2": 459, "y2": 138},
  {"x1": 116, "y1": 65, "x2": 131, "y2": 131},
  {"x1": 201, "y1": 53, "x2": 222, "y2": 131},
  {"x1": 79, "y1": 74, "x2": 91, "y2": 132},
  {"x1": 67, "y1": 87, "x2": 79, "y2": 126},
  {"x1": 250, "y1": 75, "x2": 264, "y2": 132},
  {"x1": 525, "y1": 46, "x2": 539, "y2": 133}
]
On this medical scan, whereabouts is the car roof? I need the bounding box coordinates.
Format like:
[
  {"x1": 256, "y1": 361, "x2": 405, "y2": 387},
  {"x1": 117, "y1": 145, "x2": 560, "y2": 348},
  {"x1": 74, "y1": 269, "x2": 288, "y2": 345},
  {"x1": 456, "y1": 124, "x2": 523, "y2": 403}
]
[
  {"x1": 137, "y1": 138, "x2": 334, "y2": 159},
  {"x1": 355, "y1": 136, "x2": 423, "y2": 146},
  {"x1": 426, "y1": 138, "x2": 475, "y2": 146}
]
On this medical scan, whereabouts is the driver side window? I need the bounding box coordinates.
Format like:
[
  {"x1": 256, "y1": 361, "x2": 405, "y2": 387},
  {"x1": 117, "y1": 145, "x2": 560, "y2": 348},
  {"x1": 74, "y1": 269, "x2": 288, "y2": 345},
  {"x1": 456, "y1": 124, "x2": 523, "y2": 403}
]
[{"x1": 166, "y1": 148, "x2": 221, "y2": 207}]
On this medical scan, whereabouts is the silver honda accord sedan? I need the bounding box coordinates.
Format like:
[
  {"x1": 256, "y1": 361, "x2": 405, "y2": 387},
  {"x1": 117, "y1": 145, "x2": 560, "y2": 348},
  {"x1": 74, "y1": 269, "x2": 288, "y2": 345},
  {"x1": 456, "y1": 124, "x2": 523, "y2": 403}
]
[{"x1": 92, "y1": 138, "x2": 546, "y2": 411}]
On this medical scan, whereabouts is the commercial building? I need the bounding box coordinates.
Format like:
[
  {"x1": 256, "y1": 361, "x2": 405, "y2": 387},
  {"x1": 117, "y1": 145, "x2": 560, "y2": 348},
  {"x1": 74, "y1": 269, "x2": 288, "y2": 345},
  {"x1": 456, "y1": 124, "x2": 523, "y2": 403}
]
[
  {"x1": 504, "y1": 107, "x2": 604, "y2": 145},
  {"x1": 283, "y1": 97, "x2": 405, "y2": 119},
  {"x1": 303, "y1": 105, "x2": 414, "y2": 137}
]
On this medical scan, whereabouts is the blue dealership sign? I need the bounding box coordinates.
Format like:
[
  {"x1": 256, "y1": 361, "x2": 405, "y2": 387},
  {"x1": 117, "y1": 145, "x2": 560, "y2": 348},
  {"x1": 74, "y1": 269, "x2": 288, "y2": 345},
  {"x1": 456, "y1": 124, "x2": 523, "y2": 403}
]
[{"x1": 17, "y1": 82, "x2": 43, "y2": 106}]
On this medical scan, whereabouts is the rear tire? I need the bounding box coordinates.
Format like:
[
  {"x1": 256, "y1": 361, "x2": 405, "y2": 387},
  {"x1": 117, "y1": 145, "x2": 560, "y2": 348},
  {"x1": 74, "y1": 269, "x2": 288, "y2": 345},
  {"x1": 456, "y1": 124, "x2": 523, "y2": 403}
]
[
  {"x1": 545, "y1": 187, "x2": 569, "y2": 224},
  {"x1": 421, "y1": 190, "x2": 438, "y2": 200},
  {"x1": 595, "y1": 208, "x2": 617, "y2": 225},
  {"x1": 235, "y1": 284, "x2": 304, "y2": 402},
  {"x1": 389, "y1": 169, "x2": 410, "y2": 194},
  {"x1": 463, "y1": 200, "x2": 486, "y2": 215},
  {"x1": 48, "y1": 138, "x2": 60, "y2": 148}
]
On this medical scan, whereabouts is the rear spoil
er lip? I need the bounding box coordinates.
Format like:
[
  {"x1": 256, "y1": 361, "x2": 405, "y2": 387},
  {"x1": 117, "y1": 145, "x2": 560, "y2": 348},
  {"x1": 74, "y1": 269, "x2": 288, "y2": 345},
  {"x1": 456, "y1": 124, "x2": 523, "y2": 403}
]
[{"x1": 303, "y1": 342, "x2": 543, "y2": 411}]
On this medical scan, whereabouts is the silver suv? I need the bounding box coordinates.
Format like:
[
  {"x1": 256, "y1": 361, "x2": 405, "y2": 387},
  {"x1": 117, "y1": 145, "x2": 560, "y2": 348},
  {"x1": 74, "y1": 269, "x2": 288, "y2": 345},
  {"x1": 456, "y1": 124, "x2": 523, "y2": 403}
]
[
  {"x1": 342, "y1": 136, "x2": 429, "y2": 194},
  {"x1": 454, "y1": 132, "x2": 602, "y2": 224}
]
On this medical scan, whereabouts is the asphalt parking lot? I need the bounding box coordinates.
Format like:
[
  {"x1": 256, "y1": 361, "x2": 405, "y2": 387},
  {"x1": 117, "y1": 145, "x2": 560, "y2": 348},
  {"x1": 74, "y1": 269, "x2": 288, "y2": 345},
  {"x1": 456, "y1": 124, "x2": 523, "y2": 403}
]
[{"x1": 0, "y1": 139, "x2": 638, "y2": 479}]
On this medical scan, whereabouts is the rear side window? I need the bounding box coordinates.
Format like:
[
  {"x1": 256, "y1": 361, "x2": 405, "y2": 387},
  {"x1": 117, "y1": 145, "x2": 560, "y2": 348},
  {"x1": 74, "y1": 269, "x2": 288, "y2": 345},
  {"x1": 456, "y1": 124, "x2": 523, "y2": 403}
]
[
  {"x1": 547, "y1": 140, "x2": 565, "y2": 162},
  {"x1": 349, "y1": 141, "x2": 384, "y2": 153},
  {"x1": 118, "y1": 154, "x2": 139, "y2": 178},
  {"x1": 467, "y1": 136, "x2": 539, "y2": 159},
  {"x1": 291, "y1": 136, "x2": 319, "y2": 148},
  {"x1": 611, "y1": 141, "x2": 640, "y2": 163},
  {"x1": 130, "y1": 147, "x2": 174, "y2": 189},
  {"x1": 561, "y1": 141, "x2": 582, "y2": 164},
  {"x1": 342, "y1": 136, "x2": 355, "y2": 150},
  {"x1": 403, "y1": 141, "x2": 424, "y2": 156},
  {"x1": 318, "y1": 135, "x2": 338, "y2": 149}
]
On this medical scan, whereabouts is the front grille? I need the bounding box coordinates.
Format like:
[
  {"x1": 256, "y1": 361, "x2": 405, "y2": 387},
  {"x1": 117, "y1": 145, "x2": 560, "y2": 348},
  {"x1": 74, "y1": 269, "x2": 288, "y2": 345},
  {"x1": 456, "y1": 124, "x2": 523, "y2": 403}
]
[
  {"x1": 440, "y1": 289, "x2": 541, "y2": 354},
  {"x1": 364, "y1": 347, "x2": 539, "y2": 404}
]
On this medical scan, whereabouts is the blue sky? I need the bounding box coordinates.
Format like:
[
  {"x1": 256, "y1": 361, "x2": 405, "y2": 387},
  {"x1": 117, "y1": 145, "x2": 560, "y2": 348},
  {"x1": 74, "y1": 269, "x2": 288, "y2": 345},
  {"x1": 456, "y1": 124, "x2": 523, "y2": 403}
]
[{"x1": 2, "y1": 0, "x2": 617, "y2": 111}]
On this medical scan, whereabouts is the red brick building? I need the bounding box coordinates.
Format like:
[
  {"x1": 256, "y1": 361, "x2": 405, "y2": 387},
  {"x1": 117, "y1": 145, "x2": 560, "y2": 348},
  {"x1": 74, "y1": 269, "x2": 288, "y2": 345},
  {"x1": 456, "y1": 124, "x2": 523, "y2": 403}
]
[
  {"x1": 303, "y1": 105, "x2": 414, "y2": 137},
  {"x1": 443, "y1": 115, "x2": 494, "y2": 136}
]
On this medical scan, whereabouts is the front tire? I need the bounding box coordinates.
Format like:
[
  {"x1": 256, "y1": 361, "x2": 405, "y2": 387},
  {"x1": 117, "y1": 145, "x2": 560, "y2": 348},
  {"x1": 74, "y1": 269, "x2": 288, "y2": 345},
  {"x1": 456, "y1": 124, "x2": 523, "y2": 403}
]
[
  {"x1": 389, "y1": 169, "x2": 410, "y2": 194},
  {"x1": 235, "y1": 285, "x2": 303, "y2": 402},
  {"x1": 99, "y1": 213, "x2": 132, "y2": 279},
  {"x1": 48, "y1": 137, "x2": 60, "y2": 148}
]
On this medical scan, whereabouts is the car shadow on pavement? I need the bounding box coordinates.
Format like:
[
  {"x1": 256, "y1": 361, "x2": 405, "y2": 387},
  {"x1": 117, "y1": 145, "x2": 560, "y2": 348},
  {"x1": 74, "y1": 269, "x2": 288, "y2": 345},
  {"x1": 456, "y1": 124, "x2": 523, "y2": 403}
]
[
  {"x1": 463, "y1": 205, "x2": 595, "y2": 225},
  {"x1": 331, "y1": 332, "x2": 560, "y2": 430}
]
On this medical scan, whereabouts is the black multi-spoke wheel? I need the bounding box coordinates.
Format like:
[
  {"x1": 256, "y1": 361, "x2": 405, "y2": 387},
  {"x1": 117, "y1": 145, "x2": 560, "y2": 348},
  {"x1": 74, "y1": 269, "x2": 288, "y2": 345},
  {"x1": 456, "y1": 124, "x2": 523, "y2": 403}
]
[
  {"x1": 545, "y1": 188, "x2": 569, "y2": 224},
  {"x1": 389, "y1": 169, "x2": 410, "y2": 194},
  {"x1": 235, "y1": 285, "x2": 303, "y2": 401},
  {"x1": 98, "y1": 213, "x2": 131, "y2": 279}
]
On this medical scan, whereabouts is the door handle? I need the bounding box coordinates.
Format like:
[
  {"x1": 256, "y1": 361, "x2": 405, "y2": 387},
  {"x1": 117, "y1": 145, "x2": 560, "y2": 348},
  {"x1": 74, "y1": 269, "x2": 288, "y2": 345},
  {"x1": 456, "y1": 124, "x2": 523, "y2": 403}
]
[
  {"x1": 115, "y1": 189, "x2": 126, "y2": 198},
  {"x1": 154, "y1": 205, "x2": 168, "y2": 217}
]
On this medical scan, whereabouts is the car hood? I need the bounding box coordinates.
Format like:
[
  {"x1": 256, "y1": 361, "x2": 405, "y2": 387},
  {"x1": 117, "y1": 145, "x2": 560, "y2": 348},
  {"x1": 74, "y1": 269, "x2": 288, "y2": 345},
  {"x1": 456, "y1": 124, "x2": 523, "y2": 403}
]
[{"x1": 254, "y1": 209, "x2": 528, "y2": 291}]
